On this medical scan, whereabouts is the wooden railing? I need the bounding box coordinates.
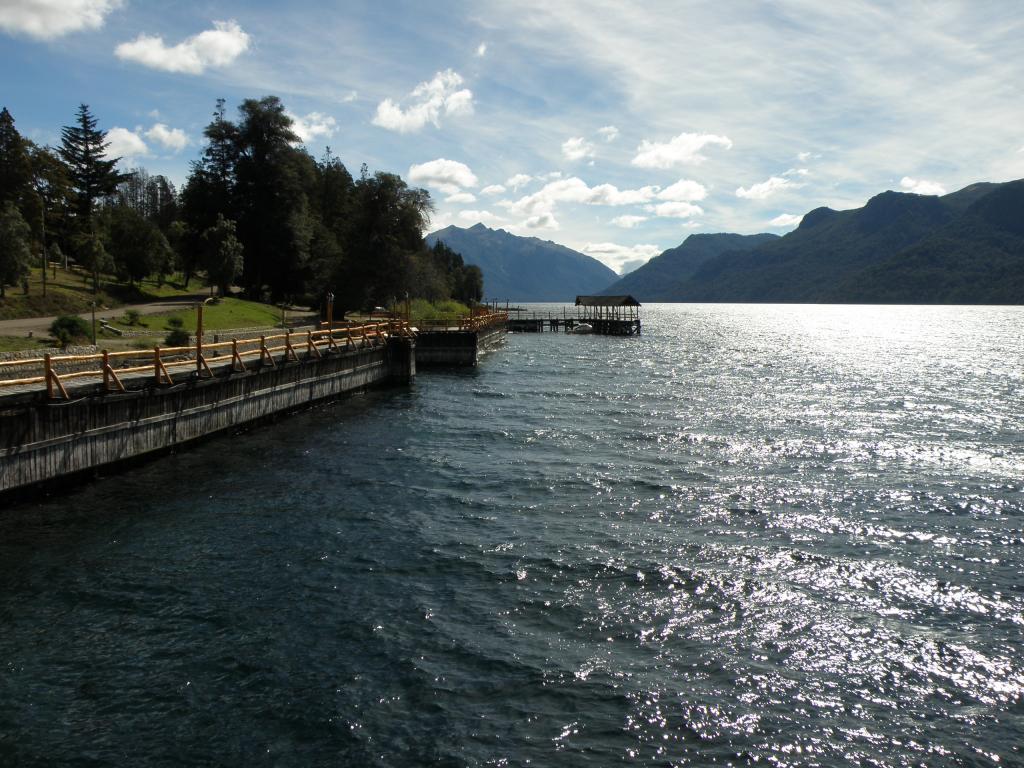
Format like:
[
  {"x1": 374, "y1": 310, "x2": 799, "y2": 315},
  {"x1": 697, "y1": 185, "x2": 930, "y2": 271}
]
[
  {"x1": 416, "y1": 312, "x2": 509, "y2": 331},
  {"x1": 0, "y1": 320, "x2": 413, "y2": 400}
]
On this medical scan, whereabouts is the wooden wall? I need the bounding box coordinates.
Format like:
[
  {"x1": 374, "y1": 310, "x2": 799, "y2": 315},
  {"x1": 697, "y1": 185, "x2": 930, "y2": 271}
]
[{"x1": 0, "y1": 338, "x2": 415, "y2": 497}]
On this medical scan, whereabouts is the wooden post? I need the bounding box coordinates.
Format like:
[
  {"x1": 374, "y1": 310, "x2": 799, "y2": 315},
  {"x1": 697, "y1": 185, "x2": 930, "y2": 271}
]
[
  {"x1": 307, "y1": 330, "x2": 321, "y2": 359},
  {"x1": 102, "y1": 350, "x2": 126, "y2": 392},
  {"x1": 196, "y1": 303, "x2": 204, "y2": 376},
  {"x1": 260, "y1": 335, "x2": 275, "y2": 368},
  {"x1": 231, "y1": 339, "x2": 246, "y2": 372},
  {"x1": 44, "y1": 354, "x2": 54, "y2": 399},
  {"x1": 284, "y1": 330, "x2": 298, "y2": 362},
  {"x1": 154, "y1": 346, "x2": 173, "y2": 384}
]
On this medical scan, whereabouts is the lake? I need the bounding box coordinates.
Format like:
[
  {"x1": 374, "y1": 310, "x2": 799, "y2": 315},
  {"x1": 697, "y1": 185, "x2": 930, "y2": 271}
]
[{"x1": 1, "y1": 303, "x2": 1021, "y2": 766}]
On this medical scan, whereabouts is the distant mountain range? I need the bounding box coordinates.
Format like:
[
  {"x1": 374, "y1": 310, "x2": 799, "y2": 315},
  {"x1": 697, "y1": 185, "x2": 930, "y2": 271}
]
[
  {"x1": 605, "y1": 179, "x2": 1024, "y2": 304},
  {"x1": 426, "y1": 223, "x2": 617, "y2": 301}
]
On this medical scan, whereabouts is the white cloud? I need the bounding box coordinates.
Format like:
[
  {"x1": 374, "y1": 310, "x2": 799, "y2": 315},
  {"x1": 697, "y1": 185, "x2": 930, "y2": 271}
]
[
  {"x1": 372, "y1": 69, "x2": 473, "y2": 133},
  {"x1": 144, "y1": 123, "x2": 188, "y2": 152},
  {"x1": 769, "y1": 213, "x2": 803, "y2": 227},
  {"x1": 115, "y1": 20, "x2": 250, "y2": 75},
  {"x1": 524, "y1": 212, "x2": 558, "y2": 229},
  {"x1": 341, "y1": 91, "x2": 358, "y2": 103},
  {"x1": 657, "y1": 179, "x2": 707, "y2": 202},
  {"x1": 797, "y1": 151, "x2": 812, "y2": 162},
  {"x1": 459, "y1": 209, "x2": 504, "y2": 225},
  {"x1": 645, "y1": 201, "x2": 703, "y2": 218},
  {"x1": 783, "y1": 167, "x2": 810, "y2": 177},
  {"x1": 481, "y1": 184, "x2": 506, "y2": 196},
  {"x1": 104, "y1": 127, "x2": 147, "y2": 162},
  {"x1": 736, "y1": 176, "x2": 791, "y2": 199},
  {"x1": 506, "y1": 173, "x2": 532, "y2": 190},
  {"x1": 286, "y1": 111, "x2": 337, "y2": 143},
  {"x1": 597, "y1": 125, "x2": 619, "y2": 142},
  {"x1": 562, "y1": 136, "x2": 595, "y2": 161},
  {"x1": 507, "y1": 177, "x2": 660, "y2": 220},
  {"x1": 408, "y1": 158, "x2": 478, "y2": 195},
  {"x1": 611, "y1": 215, "x2": 648, "y2": 228},
  {"x1": 899, "y1": 176, "x2": 946, "y2": 195},
  {"x1": 582, "y1": 242, "x2": 662, "y2": 273},
  {"x1": 632, "y1": 132, "x2": 732, "y2": 169},
  {"x1": 0, "y1": 0, "x2": 121, "y2": 40},
  {"x1": 476, "y1": 42, "x2": 487, "y2": 56},
  {"x1": 446, "y1": 192, "x2": 477, "y2": 204}
]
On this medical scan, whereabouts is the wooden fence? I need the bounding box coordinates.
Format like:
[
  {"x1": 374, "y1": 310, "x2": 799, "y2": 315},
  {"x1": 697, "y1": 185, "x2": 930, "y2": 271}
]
[{"x1": 0, "y1": 320, "x2": 414, "y2": 400}]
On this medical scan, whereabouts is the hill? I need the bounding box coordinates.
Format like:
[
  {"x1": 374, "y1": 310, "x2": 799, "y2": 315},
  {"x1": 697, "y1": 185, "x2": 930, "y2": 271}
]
[
  {"x1": 655, "y1": 179, "x2": 1024, "y2": 304},
  {"x1": 601, "y1": 233, "x2": 778, "y2": 300},
  {"x1": 426, "y1": 223, "x2": 618, "y2": 302}
]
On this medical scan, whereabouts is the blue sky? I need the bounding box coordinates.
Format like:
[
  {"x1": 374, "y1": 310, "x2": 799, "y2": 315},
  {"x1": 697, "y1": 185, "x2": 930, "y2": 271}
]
[{"x1": 2, "y1": 1, "x2": 1023, "y2": 274}]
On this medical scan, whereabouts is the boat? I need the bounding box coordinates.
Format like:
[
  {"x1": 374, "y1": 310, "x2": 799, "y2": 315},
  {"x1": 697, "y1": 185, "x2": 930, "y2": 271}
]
[{"x1": 571, "y1": 323, "x2": 593, "y2": 334}]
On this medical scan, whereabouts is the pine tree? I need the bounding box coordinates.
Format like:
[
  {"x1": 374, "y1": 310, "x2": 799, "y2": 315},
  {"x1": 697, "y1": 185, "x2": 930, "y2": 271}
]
[
  {"x1": 59, "y1": 104, "x2": 121, "y2": 225},
  {"x1": 0, "y1": 202, "x2": 32, "y2": 298},
  {"x1": 0, "y1": 107, "x2": 32, "y2": 208},
  {"x1": 59, "y1": 104, "x2": 121, "y2": 290}
]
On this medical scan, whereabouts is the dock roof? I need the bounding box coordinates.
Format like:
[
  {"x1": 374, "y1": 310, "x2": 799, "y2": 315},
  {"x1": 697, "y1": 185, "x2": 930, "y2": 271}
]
[{"x1": 575, "y1": 295, "x2": 641, "y2": 307}]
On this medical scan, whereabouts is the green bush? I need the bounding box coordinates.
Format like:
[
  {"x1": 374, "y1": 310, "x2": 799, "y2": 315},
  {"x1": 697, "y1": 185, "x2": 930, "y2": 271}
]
[
  {"x1": 49, "y1": 315, "x2": 91, "y2": 347},
  {"x1": 123, "y1": 309, "x2": 141, "y2": 326},
  {"x1": 164, "y1": 328, "x2": 190, "y2": 347}
]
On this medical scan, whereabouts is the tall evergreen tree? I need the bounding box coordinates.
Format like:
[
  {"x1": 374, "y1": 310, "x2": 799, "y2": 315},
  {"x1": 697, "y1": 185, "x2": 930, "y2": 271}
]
[
  {"x1": 59, "y1": 104, "x2": 121, "y2": 226},
  {"x1": 0, "y1": 107, "x2": 32, "y2": 208},
  {"x1": 0, "y1": 202, "x2": 32, "y2": 298}
]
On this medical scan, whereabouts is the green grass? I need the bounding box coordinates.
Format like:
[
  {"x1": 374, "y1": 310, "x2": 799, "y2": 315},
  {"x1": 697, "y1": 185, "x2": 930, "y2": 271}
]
[
  {"x1": 0, "y1": 335, "x2": 57, "y2": 353},
  {"x1": 106, "y1": 297, "x2": 290, "y2": 334},
  {"x1": 0, "y1": 266, "x2": 200, "y2": 320},
  {"x1": 408, "y1": 298, "x2": 470, "y2": 324}
]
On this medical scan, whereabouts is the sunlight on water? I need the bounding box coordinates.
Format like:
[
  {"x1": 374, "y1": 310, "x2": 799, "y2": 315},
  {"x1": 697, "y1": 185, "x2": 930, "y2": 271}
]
[{"x1": 0, "y1": 304, "x2": 1022, "y2": 766}]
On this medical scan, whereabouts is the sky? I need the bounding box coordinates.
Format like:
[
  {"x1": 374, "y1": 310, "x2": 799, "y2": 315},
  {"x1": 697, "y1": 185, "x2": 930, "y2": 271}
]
[{"x1": 2, "y1": 1, "x2": 1023, "y2": 275}]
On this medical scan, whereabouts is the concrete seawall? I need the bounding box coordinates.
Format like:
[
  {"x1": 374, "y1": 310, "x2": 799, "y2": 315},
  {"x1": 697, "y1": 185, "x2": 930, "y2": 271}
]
[
  {"x1": 0, "y1": 338, "x2": 415, "y2": 496},
  {"x1": 415, "y1": 325, "x2": 506, "y2": 366}
]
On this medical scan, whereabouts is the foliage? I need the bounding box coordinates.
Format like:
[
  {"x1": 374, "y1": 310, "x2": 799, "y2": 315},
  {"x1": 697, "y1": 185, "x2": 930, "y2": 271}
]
[
  {"x1": 202, "y1": 214, "x2": 244, "y2": 295},
  {"x1": 0, "y1": 107, "x2": 31, "y2": 209},
  {"x1": 123, "y1": 309, "x2": 141, "y2": 325},
  {"x1": 0, "y1": 202, "x2": 32, "y2": 298},
  {"x1": 407, "y1": 298, "x2": 470, "y2": 324},
  {"x1": 164, "y1": 315, "x2": 189, "y2": 345},
  {"x1": 103, "y1": 204, "x2": 168, "y2": 286},
  {"x1": 59, "y1": 104, "x2": 121, "y2": 226},
  {"x1": 49, "y1": 314, "x2": 91, "y2": 347}
]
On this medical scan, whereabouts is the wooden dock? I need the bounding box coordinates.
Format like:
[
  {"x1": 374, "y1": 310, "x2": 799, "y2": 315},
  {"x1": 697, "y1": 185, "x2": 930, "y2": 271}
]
[{"x1": 506, "y1": 296, "x2": 642, "y2": 335}]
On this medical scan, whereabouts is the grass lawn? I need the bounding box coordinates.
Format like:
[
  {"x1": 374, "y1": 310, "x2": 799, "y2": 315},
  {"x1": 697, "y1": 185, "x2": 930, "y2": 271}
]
[
  {"x1": 0, "y1": 266, "x2": 200, "y2": 320},
  {"x1": 0, "y1": 335, "x2": 59, "y2": 353},
  {"x1": 106, "y1": 297, "x2": 292, "y2": 334}
]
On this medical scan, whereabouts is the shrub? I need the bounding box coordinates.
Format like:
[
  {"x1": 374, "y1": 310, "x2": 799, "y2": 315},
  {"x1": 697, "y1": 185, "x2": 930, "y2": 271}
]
[
  {"x1": 123, "y1": 309, "x2": 141, "y2": 326},
  {"x1": 164, "y1": 316, "x2": 190, "y2": 346},
  {"x1": 49, "y1": 315, "x2": 91, "y2": 347}
]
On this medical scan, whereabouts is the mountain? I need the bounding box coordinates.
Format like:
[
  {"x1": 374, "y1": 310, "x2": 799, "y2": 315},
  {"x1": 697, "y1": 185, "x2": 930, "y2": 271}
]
[
  {"x1": 646, "y1": 179, "x2": 1024, "y2": 304},
  {"x1": 426, "y1": 223, "x2": 618, "y2": 301},
  {"x1": 601, "y1": 233, "x2": 779, "y2": 300}
]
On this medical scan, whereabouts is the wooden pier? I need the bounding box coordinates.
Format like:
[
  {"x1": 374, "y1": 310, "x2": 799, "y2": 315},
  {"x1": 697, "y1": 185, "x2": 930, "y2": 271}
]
[{"x1": 506, "y1": 296, "x2": 642, "y2": 335}]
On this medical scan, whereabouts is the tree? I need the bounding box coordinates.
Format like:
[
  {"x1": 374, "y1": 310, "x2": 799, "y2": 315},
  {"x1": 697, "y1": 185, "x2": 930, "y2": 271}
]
[
  {"x1": 232, "y1": 96, "x2": 314, "y2": 299},
  {"x1": 338, "y1": 169, "x2": 433, "y2": 310},
  {"x1": 0, "y1": 202, "x2": 31, "y2": 298},
  {"x1": 202, "y1": 214, "x2": 244, "y2": 296},
  {"x1": 0, "y1": 107, "x2": 31, "y2": 209},
  {"x1": 104, "y1": 204, "x2": 164, "y2": 286},
  {"x1": 27, "y1": 144, "x2": 71, "y2": 297},
  {"x1": 60, "y1": 104, "x2": 121, "y2": 224}
]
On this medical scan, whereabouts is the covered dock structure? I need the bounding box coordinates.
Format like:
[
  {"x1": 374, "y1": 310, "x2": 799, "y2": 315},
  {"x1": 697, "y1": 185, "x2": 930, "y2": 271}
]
[{"x1": 574, "y1": 295, "x2": 642, "y2": 335}]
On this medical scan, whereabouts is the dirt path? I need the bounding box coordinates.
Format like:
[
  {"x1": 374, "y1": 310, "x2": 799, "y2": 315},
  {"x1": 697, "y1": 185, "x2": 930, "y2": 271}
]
[{"x1": 0, "y1": 294, "x2": 211, "y2": 338}]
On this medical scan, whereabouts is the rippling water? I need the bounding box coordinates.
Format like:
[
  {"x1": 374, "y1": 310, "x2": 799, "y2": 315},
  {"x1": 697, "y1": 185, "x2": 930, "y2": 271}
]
[{"x1": 1, "y1": 304, "x2": 1022, "y2": 766}]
